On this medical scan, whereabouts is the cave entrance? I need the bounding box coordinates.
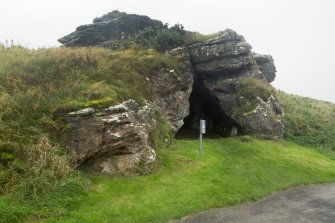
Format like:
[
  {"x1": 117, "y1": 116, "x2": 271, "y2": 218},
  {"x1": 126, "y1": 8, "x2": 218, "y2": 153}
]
[{"x1": 175, "y1": 76, "x2": 242, "y2": 139}]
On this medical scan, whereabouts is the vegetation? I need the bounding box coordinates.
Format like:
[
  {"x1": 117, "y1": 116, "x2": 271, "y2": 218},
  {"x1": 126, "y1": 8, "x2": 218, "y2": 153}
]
[
  {"x1": 101, "y1": 23, "x2": 187, "y2": 52},
  {"x1": 2, "y1": 137, "x2": 332, "y2": 223},
  {"x1": 103, "y1": 28, "x2": 231, "y2": 52},
  {"x1": 0, "y1": 45, "x2": 181, "y2": 209},
  {"x1": 232, "y1": 77, "x2": 276, "y2": 118},
  {"x1": 278, "y1": 91, "x2": 335, "y2": 158},
  {"x1": 134, "y1": 23, "x2": 186, "y2": 51},
  {"x1": 236, "y1": 77, "x2": 276, "y2": 101},
  {"x1": 1, "y1": 42, "x2": 335, "y2": 223},
  {"x1": 93, "y1": 10, "x2": 127, "y2": 23},
  {"x1": 95, "y1": 11, "x2": 227, "y2": 52},
  {"x1": 149, "y1": 112, "x2": 173, "y2": 150}
]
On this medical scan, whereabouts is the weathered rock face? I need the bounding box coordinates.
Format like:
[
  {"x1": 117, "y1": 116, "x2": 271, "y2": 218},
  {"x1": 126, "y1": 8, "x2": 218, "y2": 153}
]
[
  {"x1": 65, "y1": 48, "x2": 194, "y2": 176},
  {"x1": 234, "y1": 95, "x2": 284, "y2": 139},
  {"x1": 183, "y1": 29, "x2": 284, "y2": 138},
  {"x1": 188, "y1": 29, "x2": 255, "y2": 75},
  {"x1": 66, "y1": 100, "x2": 157, "y2": 175},
  {"x1": 58, "y1": 10, "x2": 162, "y2": 47},
  {"x1": 149, "y1": 47, "x2": 194, "y2": 132},
  {"x1": 254, "y1": 53, "x2": 277, "y2": 83}
]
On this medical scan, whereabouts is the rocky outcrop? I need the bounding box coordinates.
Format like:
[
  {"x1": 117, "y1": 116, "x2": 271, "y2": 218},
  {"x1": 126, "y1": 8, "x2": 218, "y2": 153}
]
[
  {"x1": 234, "y1": 95, "x2": 284, "y2": 139},
  {"x1": 58, "y1": 10, "x2": 162, "y2": 47},
  {"x1": 188, "y1": 30, "x2": 255, "y2": 75},
  {"x1": 254, "y1": 53, "x2": 277, "y2": 83},
  {"x1": 149, "y1": 47, "x2": 194, "y2": 132},
  {"x1": 61, "y1": 12, "x2": 285, "y2": 175},
  {"x1": 185, "y1": 29, "x2": 284, "y2": 138},
  {"x1": 66, "y1": 100, "x2": 157, "y2": 175}
]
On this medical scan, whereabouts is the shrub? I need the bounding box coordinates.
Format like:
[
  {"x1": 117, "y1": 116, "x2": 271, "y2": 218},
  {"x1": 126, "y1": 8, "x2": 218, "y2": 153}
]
[
  {"x1": 133, "y1": 23, "x2": 186, "y2": 51},
  {"x1": 93, "y1": 10, "x2": 127, "y2": 23}
]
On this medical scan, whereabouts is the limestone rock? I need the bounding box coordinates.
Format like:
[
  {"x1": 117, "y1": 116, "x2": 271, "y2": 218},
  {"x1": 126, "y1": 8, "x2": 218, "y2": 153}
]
[{"x1": 66, "y1": 100, "x2": 157, "y2": 175}]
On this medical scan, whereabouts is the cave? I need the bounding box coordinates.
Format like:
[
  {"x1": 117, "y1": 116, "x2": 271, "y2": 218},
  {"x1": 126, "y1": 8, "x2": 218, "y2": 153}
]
[{"x1": 175, "y1": 75, "x2": 243, "y2": 139}]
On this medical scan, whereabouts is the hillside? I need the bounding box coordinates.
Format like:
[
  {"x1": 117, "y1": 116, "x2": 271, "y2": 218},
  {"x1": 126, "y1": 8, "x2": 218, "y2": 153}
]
[
  {"x1": 0, "y1": 46, "x2": 180, "y2": 193},
  {"x1": 1, "y1": 11, "x2": 335, "y2": 223},
  {"x1": 2, "y1": 138, "x2": 335, "y2": 222},
  {"x1": 278, "y1": 92, "x2": 335, "y2": 158},
  {"x1": 0, "y1": 44, "x2": 335, "y2": 223}
]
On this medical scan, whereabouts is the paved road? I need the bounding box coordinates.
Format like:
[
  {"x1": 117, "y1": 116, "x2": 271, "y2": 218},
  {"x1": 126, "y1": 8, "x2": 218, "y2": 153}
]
[{"x1": 171, "y1": 183, "x2": 335, "y2": 223}]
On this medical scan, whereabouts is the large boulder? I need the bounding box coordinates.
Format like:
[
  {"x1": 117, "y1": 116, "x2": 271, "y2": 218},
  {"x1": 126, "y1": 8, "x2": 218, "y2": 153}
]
[{"x1": 66, "y1": 100, "x2": 157, "y2": 175}]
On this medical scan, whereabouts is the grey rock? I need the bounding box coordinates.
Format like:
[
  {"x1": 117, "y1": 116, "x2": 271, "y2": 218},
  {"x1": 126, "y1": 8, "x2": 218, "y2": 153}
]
[
  {"x1": 66, "y1": 100, "x2": 157, "y2": 175},
  {"x1": 58, "y1": 11, "x2": 162, "y2": 47},
  {"x1": 150, "y1": 47, "x2": 194, "y2": 132},
  {"x1": 254, "y1": 53, "x2": 277, "y2": 83},
  {"x1": 68, "y1": 107, "x2": 96, "y2": 117},
  {"x1": 188, "y1": 29, "x2": 255, "y2": 75},
  {"x1": 186, "y1": 29, "x2": 283, "y2": 139},
  {"x1": 234, "y1": 95, "x2": 284, "y2": 139}
]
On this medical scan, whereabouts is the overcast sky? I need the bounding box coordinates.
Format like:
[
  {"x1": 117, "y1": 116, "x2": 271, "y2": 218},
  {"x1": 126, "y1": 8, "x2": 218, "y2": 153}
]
[{"x1": 1, "y1": 0, "x2": 335, "y2": 103}]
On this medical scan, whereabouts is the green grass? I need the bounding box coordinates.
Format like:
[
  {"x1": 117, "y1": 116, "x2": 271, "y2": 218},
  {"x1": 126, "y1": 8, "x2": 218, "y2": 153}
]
[
  {"x1": 0, "y1": 45, "x2": 182, "y2": 222},
  {"x1": 0, "y1": 45, "x2": 181, "y2": 193},
  {"x1": 30, "y1": 137, "x2": 335, "y2": 223},
  {"x1": 231, "y1": 76, "x2": 276, "y2": 118},
  {"x1": 1, "y1": 44, "x2": 335, "y2": 223},
  {"x1": 278, "y1": 91, "x2": 335, "y2": 158}
]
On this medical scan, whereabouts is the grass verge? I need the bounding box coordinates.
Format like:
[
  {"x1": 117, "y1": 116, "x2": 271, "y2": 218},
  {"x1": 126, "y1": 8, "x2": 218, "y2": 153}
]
[{"x1": 32, "y1": 137, "x2": 335, "y2": 223}]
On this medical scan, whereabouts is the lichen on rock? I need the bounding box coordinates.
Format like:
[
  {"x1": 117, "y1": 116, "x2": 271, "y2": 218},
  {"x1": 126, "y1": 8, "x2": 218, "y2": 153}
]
[{"x1": 66, "y1": 99, "x2": 157, "y2": 176}]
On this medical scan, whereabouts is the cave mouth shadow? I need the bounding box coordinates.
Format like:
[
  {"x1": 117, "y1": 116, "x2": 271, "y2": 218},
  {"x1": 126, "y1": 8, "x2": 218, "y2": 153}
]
[{"x1": 175, "y1": 76, "x2": 243, "y2": 140}]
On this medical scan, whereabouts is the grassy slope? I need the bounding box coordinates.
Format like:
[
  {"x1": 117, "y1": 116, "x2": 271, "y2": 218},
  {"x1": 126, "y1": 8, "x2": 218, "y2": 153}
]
[
  {"x1": 1, "y1": 45, "x2": 335, "y2": 222},
  {"x1": 278, "y1": 92, "x2": 335, "y2": 158},
  {"x1": 39, "y1": 137, "x2": 335, "y2": 223},
  {"x1": 0, "y1": 46, "x2": 181, "y2": 222},
  {"x1": 0, "y1": 46, "x2": 180, "y2": 189}
]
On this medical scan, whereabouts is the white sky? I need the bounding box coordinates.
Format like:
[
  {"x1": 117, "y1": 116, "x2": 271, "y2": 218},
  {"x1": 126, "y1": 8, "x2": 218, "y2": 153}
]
[{"x1": 1, "y1": 0, "x2": 335, "y2": 103}]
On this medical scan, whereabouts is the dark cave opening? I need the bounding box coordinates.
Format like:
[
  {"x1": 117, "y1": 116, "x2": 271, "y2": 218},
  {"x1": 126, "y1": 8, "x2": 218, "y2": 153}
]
[{"x1": 175, "y1": 75, "x2": 243, "y2": 139}]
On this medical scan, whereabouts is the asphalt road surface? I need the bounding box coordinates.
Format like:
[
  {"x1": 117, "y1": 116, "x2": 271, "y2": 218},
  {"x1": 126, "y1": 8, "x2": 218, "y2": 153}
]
[{"x1": 171, "y1": 183, "x2": 335, "y2": 223}]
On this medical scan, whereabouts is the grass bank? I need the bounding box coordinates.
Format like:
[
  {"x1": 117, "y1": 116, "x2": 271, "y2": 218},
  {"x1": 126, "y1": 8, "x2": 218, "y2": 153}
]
[
  {"x1": 0, "y1": 45, "x2": 181, "y2": 222},
  {"x1": 0, "y1": 45, "x2": 181, "y2": 195},
  {"x1": 35, "y1": 137, "x2": 335, "y2": 223},
  {"x1": 278, "y1": 92, "x2": 335, "y2": 158}
]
